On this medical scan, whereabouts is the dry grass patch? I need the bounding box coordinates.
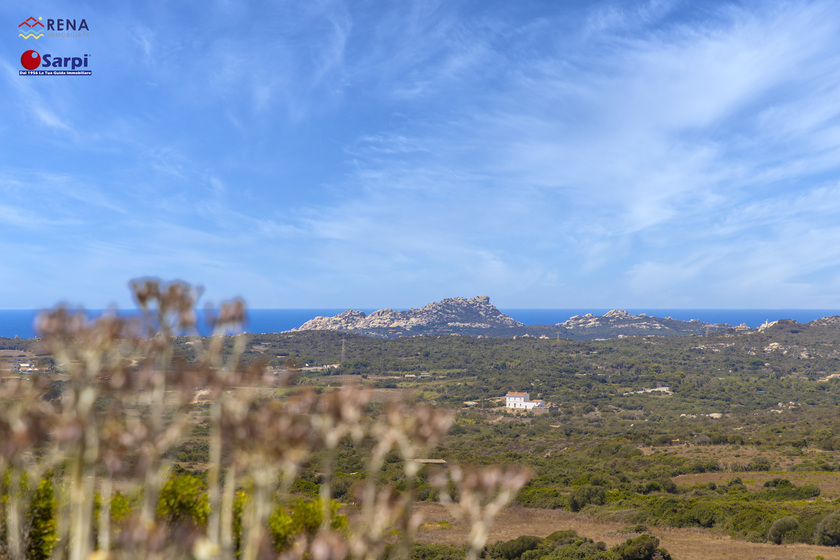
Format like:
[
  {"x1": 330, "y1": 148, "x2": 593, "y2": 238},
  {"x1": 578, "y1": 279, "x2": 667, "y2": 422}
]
[{"x1": 0, "y1": 349, "x2": 31, "y2": 357}]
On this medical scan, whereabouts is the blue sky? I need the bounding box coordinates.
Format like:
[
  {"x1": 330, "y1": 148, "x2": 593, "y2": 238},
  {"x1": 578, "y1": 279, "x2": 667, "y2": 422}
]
[{"x1": 3, "y1": 0, "x2": 840, "y2": 310}]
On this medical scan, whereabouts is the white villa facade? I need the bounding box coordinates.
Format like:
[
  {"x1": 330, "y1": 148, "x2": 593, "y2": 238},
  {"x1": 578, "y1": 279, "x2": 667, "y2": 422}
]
[{"x1": 505, "y1": 391, "x2": 546, "y2": 410}]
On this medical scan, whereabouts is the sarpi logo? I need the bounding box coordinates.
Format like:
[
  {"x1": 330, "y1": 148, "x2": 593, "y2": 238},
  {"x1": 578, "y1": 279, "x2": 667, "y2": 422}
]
[
  {"x1": 20, "y1": 50, "x2": 91, "y2": 75},
  {"x1": 18, "y1": 16, "x2": 44, "y2": 39},
  {"x1": 18, "y1": 16, "x2": 89, "y2": 38},
  {"x1": 20, "y1": 50, "x2": 41, "y2": 70}
]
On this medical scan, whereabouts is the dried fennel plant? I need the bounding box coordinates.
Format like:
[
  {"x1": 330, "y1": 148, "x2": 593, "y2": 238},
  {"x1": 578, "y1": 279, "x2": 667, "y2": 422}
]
[
  {"x1": 0, "y1": 278, "x2": 532, "y2": 560},
  {"x1": 433, "y1": 466, "x2": 532, "y2": 560},
  {"x1": 34, "y1": 280, "x2": 219, "y2": 560},
  {"x1": 0, "y1": 375, "x2": 57, "y2": 560}
]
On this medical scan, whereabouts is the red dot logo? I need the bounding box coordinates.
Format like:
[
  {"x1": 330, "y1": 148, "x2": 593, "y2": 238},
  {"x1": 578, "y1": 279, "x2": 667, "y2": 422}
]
[{"x1": 21, "y1": 50, "x2": 41, "y2": 70}]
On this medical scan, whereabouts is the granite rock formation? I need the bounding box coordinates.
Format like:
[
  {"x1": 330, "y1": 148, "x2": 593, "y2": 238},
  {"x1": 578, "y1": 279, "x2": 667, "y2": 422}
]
[
  {"x1": 556, "y1": 309, "x2": 730, "y2": 339},
  {"x1": 292, "y1": 296, "x2": 523, "y2": 338}
]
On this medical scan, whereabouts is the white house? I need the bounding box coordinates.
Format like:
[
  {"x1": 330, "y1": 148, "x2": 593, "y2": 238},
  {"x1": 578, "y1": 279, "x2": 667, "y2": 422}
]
[
  {"x1": 505, "y1": 391, "x2": 545, "y2": 410},
  {"x1": 506, "y1": 391, "x2": 528, "y2": 408}
]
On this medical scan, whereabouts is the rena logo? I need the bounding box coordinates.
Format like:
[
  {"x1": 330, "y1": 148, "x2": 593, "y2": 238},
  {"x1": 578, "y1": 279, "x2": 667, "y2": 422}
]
[
  {"x1": 18, "y1": 16, "x2": 45, "y2": 39},
  {"x1": 21, "y1": 50, "x2": 40, "y2": 70},
  {"x1": 20, "y1": 50, "x2": 90, "y2": 71},
  {"x1": 18, "y1": 16, "x2": 89, "y2": 38}
]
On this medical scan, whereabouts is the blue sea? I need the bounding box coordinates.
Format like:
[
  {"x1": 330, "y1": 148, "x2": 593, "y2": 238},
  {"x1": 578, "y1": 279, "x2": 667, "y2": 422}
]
[{"x1": 2, "y1": 308, "x2": 839, "y2": 339}]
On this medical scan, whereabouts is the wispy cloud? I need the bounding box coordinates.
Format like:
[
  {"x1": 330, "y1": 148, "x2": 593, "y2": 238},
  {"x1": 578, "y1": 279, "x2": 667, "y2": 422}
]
[
  {"x1": 3, "y1": 0, "x2": 840, "y2": 307},
  {"x1": 279, "y1": 0, "x2": 840, "y2": 306}
]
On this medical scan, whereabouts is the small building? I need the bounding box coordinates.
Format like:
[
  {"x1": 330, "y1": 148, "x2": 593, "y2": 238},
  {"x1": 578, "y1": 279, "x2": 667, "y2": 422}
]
[
  {"x1": 505, "y1": 391, "x2": 528, "y2": 408},
  {"x1": 505, "y1": 391, "x2": 546, "y2": 410}
]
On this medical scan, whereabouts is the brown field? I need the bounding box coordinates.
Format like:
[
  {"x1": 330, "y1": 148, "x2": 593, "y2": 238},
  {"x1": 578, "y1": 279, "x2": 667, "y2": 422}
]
[{"x1": 413, "y1": 503, "x2": 840, "y2": 560}]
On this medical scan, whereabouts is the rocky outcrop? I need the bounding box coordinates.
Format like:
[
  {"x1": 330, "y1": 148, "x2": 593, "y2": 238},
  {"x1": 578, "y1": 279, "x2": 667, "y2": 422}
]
[
  {"x1": 561, "y1": 310, "x2": 666, "y2": 330},
  {"x1": 291, "y1": 303, "x2": 735, "y2": 340},
  {"x1": 293, "y1": 296, "x2": 523, "y2": 337},
  {"x1": 556, "y1": 310, "x2": 730, "y2": 339}
]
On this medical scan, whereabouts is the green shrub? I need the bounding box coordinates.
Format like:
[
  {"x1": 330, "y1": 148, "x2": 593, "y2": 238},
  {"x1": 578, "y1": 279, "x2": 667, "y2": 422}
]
[
  {"x1": 269, "y1": 498, "x2": 346, "y2": 552},
  {"x1": 110, "y1": 491, "x2": 136, "y2": 525},
  {"x1": 617, "y1": 524, "x2": 648, "y2": 534},
  {"x1": 531, "y1": 532, "x2": 611, "y2": 560},
  {"x1": 290, "y1": 478, "x2": 320, "y2": 497},
  {"x1": 815, "y1": 511, "x2": 840, "y2": 546},
  {"x1": 26, "y1": 478, "x2": 57, "y2": 560},
  {"x1": 724, "y1": 505, "x2": 773, "y2": 541},
  {"x1": 396, "y1": 542, "x2": 466, "y2": 560},
  {"x1": 570, "y1": 485, "x2": 606, "y2": 512},
  {"x1": 553, "y1": 540, "x2": 610, "y2": 560},
  {"x1": 156, "y1": 472, "x2": 210, "y2": 528},
  {"x1": 544, "y1": 529, "x2": 580, "y2": 545},
  {"x1": 487, "y1": 535, "x2": 543, "y2": 560},
  {"x1": 681, "y1": 501, "x2": 721, "y2": 528},
  {"x1": 748, "y1": 457, "x2": 772, "y2": 471},
  {"x1": 637, "y1": 481, "x2": 662, "y2": 495},
  {"x1": 765, "y1": 483, "x2": 821, "y2": 501},
  {"x1": 516, "y1": 487, "x2": 565, "y2": 509},
  {"x1": 330, "y1": 475, "x2": 356, "y2": 500},
  {"x1": 768, "y1": 516, "x2": 799, "y2": 544},
  {"x1": 613, "y1": 534, "x2": 671, "y2": 560},
  {"x1": 658, "y1": 478, "x2": 678, "y2": 494}
]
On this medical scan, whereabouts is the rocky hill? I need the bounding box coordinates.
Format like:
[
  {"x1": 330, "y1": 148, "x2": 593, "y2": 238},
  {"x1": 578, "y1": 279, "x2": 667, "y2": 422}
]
[
  {"x1": 290, "y1": 299, "x2": 740, "y2": 340},
  {"x1": 292, "y1": 296, "x2": 524, "y2": 338},
  {"x1": 555, "y1": 309, "x2": 732, "y2": 339}
]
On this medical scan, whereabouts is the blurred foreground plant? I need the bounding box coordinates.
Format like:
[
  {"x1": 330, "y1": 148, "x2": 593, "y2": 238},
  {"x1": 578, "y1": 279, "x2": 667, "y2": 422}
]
[{"x1": 0, "y1": 279, "x2": 529, "y2": 560}]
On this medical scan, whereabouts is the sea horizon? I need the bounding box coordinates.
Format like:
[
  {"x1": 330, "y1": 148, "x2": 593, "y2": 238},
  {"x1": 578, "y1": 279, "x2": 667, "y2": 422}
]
[{"x1": 1, "y1": 308, "x2": 839, "y2": 339}]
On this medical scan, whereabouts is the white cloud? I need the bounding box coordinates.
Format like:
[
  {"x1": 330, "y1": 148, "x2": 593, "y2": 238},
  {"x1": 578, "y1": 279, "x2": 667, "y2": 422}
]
[
  {"x1": 5, "y1": 0, "x2": 840, "y2": 307},
  {"x1": 268, "y1": 0, "x2": 840, "y2": 306}
]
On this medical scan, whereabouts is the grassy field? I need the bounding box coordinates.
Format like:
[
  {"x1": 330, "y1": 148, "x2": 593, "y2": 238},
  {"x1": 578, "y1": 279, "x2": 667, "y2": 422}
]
[{"x1": 413, "y1": 503, "x2": 840, "y2": 560}]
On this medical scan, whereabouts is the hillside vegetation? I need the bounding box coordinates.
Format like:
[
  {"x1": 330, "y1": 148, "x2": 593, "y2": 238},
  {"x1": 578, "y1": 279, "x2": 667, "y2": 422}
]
[
  {"x1": 5, "y1": 297, "x2": 840, "y2": 559},
  {"x1": 231, "y1": 319, "x2": 840, "y2": 548}
]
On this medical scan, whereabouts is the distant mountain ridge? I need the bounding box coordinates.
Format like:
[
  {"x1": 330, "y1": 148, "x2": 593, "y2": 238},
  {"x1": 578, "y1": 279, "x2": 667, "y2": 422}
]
[{"x1": 290, "y1": 298, "x2": 735, "y2": 339}]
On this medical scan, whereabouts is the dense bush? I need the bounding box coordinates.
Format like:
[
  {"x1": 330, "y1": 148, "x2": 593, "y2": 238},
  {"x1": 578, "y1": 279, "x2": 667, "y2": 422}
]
[
  {"x1": 269, "y1": 498, "x2": 346, "y2": 552},
  {"x1": 486, "y1": 535, "x2": 543, "y2": 560},
  {"x1": 767, "y1": 516, "x2": 799, "y2": 544},
  {"x1": 570, "y1": 485, "x2": 606, "y2": 512},
  {"x1": 398, "y1": 542, "x2": 466, "y2": 560},
  {"x1": 613, "y1": 534, "x2": 671, "y2": 560},
  {"x1": 815, "y1": 512, "x2": 840, "y2": 546},
  {"x1": 488, "y1": 532, "x2": 672, "y2": 560},
  {"x1": 156, "y1": 472, "x2": 210, "y2": 529},
  {"x1": 25, "y1": 478, "x2": 57, "y2": 560},
  {"x1": 516, "y1": 487, "x2": 566, "y2": 509},
  {"x1": 747, "y1": 457, "x2": 772, "y2": 471}
]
